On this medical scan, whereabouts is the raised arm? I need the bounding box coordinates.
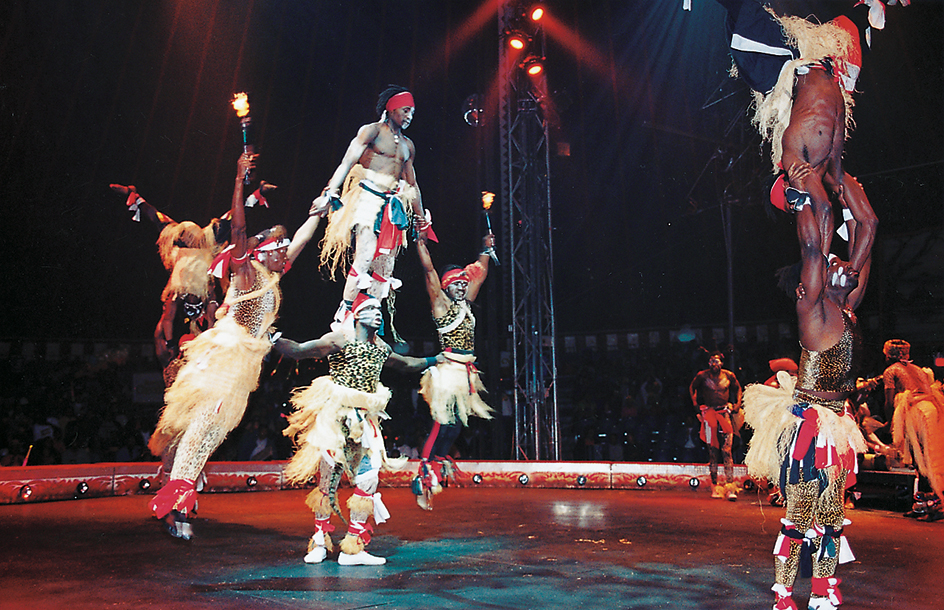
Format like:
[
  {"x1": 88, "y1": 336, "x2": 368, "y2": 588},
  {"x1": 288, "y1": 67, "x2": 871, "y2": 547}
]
[
  {"x1": 464, "y1": 234, "x2": 495, "y2": 303},
  {"x1": 416, "y1": 237, "x2": 446, "y2": 309},
  {"x1": 229, "y1": 153, "x2": 256, "y2": 290},
  {"x1": 285, "y1": 214, "x2": 322, "y2": 265},
  {"x1": 274, "y1": 330, "x2": 345, "y2": 361}
]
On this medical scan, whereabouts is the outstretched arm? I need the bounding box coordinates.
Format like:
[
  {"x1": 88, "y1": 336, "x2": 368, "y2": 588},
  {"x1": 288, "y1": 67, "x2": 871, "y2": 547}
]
[
  {"x1": 274, "y1": 330, "x2": 345, "y2": 360},
  {"x1": 465, "y1": 234, "x2": 495, "y2": 302},
  {"x1": 286, "y1": 214, "x2": 322, "y2": 265},
  {"x1": 386, "y1": 351, "x2": 443, "y2": 374}
]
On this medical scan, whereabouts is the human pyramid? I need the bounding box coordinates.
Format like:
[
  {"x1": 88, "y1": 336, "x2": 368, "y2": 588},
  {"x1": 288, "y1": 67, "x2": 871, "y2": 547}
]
[{"x1": 116, "y1": 85, "x2": 495, "y2": 565}]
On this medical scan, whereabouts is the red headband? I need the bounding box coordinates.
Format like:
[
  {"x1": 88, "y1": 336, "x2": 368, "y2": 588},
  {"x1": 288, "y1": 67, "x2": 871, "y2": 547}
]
[
  {"x1": 385, "y1": 91, "x2": 414, "y2": 113},
  {"x1": 351, "y1": 292, "x2": 381, "y2": 315},
  {"x1": 441, "y1": 269, "x2": 469, "y2": 290}
]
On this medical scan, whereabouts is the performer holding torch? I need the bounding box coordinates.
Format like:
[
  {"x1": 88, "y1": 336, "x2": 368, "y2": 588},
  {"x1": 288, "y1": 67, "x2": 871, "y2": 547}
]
[
  {"x1": 411, "y1": 229, "x2": 496, "y2": 510},
  {"x1": 481, "y1": 191, "x2": 500, "y2": 266}
]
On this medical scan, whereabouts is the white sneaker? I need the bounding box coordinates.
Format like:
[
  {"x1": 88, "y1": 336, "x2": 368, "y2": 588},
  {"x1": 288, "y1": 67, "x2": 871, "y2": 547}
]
[
  {"x1": 808, "y1": 598, "x2": 837, "y2": 610},
  {"x1": 304, "y1": 546, "x2": 327, "y2": 564},
  {"x1": 338, "y1": 551, "x2": 386, "y2": 566}
]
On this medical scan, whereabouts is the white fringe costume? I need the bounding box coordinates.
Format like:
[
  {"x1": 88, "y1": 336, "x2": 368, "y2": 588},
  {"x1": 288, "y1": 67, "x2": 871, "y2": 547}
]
[
  {"x1": 891, "y1": 381, "x2": 944, "y2": 502},
  {"x1": 148, "y1": 262, "x2": 279, "y2": 517},
  {"x1": 419, "y1": 352, "x2": 492, "y2": 427},
  {"x1": 282, "y1": 340, "x2": 405, "y2": 557}
]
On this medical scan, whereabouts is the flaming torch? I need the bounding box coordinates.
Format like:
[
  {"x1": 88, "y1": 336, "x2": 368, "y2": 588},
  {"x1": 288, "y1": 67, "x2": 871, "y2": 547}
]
[
  {"x1": 232, "y1": 92, "x2": 252, "y2": 184},
  {"x1": 481, "y1": 191, "x2": 500, "y2": 266}
]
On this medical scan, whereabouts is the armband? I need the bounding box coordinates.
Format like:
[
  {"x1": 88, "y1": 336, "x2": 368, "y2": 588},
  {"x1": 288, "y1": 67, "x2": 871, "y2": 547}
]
[{"x1": 424, "y1": 356, "x2": 439, "y2": 368}]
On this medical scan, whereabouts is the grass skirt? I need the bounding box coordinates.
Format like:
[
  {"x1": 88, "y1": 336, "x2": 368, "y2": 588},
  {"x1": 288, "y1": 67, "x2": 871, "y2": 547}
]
[
  {"x1": 419, "y1": 354, "x2": 492, "y2": 426},
  {"x1": 149, "y1": 316, "x2": 271, "y2": 460},
  {"x1": 743, "y1": 371, "x2": 865, "y2": 485},
  {"x1": 282, "y1": 377, "x2": 403, "y2": 485},
  {"x1": 892, "y1": 388, "x2": 944, "y2": 500}
]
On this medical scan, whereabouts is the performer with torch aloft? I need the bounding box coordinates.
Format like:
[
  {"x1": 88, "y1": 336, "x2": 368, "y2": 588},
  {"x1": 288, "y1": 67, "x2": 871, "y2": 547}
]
[
  {"x1": 481, "y1": 191, "x2": 500, "y2": 266},
  {"x1": 147, "y1": 95, "x2": 326, "y2": 539},
  {"x1": 411, "y1": 226, "x2": 496, "y2": 510}
]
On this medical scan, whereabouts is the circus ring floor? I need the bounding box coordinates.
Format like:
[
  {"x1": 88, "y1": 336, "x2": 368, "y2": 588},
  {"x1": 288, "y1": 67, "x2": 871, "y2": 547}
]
[{"x1": 0, "y1": 461, "x2": 938, "y2": 610}]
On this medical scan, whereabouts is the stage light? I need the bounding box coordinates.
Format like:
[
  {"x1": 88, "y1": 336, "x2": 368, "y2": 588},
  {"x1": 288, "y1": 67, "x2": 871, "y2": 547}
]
[
  {"x1": 518, "y1": 474, "x2": 530, "y2": 486},
  {"x1": 19, "y1": 485, "x2": 32, "y2": 501},
  {"x1": 689, "y1": 477, "x2": 700, "y2": 489},
  {"x1": 505, "y1": 29, "x2": 529, "y2": 51},
  {"x1": 247, "y1": 476, "x2": 257, "y2": 488},
  {"x1": 743, "y1": 479, "x2": 755, "y2": 491},
  {"x1": 529, "y1": 5, "x2": 545, "y2": 22},
  {"x1": 76, "y1": 482, "x2": 89, "y2": 496},
  {"x1": 636, "y1": 476, "x2": 647, "y2": 487},
  {"x1": 521, "y1": 56, "x2": 544, "y2": 76},
  {"x1": 463, "y1": 93, "x2": 484, "y2": 127},
  {"x1": 576, "y1": 475, "x2": 587, "y2": 487},
  {"x1": 472, "y1": 474, "x2": 483, "y2": 485},
  {"x1": 139, "y1": 479, "x2": 151, "y2": 491}
]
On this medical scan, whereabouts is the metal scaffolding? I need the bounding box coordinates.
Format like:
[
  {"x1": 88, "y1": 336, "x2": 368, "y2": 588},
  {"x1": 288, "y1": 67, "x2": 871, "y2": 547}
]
[{"x1": 498, "y1": 1, "x2": 560, "y2": 460}]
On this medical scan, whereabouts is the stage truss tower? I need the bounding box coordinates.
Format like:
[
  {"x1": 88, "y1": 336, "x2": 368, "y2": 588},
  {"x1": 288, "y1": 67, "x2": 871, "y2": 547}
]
[{"x1": 498, "y1": 1, "x2": 560, "y2": 460}]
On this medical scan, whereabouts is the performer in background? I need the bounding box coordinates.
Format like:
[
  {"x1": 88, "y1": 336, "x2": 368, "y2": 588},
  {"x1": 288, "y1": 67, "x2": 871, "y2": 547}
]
[
  {"x1": 883, "y1": 339, "x2": 944, "y2": 522},
  {"x1": 690, "y1": 351, "x2": 743, "y2": 500},
  {"x1": 110, "y1": 184, "x2": 227, "y2": 384},
  {"x1": 743, "y1": 156, "x2": 876, "y2": 610},
  {"x1": 147, "y1": 153, "x2": 322, "y2": 539},
  {"x1": 312, "y1": 85, "x2": 433, "y2": 327},
  {"x1": 275, "y1": 293, "x2": 441, "y2": 565},
  {"x1": 412, "y1": 233, "x2": 496, "y2": 510},
  {"x1": 110, "y1": 179, "x2": 277, "y2": 385}
]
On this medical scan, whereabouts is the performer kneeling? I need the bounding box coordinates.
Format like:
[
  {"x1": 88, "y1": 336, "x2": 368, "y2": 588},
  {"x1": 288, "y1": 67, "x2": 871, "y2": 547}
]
[
  {"x1": 276, "y1": 293, "x2": 441, "y2": 566},
  {"x1": 412, "y1": 233, "x2": 495, "y2": 509}
]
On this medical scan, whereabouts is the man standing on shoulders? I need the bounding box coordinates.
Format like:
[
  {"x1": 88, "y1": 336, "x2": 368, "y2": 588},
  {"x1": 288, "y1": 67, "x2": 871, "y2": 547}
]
[{"x1": 313, "y1": 85, "x2": 432, "y2": 325}]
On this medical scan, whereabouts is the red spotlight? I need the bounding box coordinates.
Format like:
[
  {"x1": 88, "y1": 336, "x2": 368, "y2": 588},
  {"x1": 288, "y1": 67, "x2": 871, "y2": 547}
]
[
  {"x1": 522, "y1": 55, "x2": 544, "y2": 76},
  {"x1": 506, "y1": 29, "x2": 529, "y2": 51},
  {"x1": 529, "y1": 5, "x2": 545, "y2": 22}
]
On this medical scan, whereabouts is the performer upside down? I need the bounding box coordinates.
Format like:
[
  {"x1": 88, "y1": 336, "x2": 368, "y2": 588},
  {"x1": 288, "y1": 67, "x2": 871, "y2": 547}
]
[{"x1": 275, "y1": 293, "x2": 441, "y2": 566}]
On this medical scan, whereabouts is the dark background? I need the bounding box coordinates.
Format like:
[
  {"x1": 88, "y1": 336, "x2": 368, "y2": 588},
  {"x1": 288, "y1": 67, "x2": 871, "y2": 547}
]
[{"x1": 0, "y1": 0, "x2": 940, "y2": 344}]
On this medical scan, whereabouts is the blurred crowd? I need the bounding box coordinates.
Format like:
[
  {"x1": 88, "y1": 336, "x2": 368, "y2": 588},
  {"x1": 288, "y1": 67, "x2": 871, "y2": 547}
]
[{"x1": 1, "y1": 333, "x2": 935, "y2": 468}]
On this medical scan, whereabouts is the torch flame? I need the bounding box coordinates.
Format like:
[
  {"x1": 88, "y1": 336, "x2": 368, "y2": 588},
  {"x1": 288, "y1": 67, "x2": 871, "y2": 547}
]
[
  {"x1": 481, "y1": 191, "x2": 495, "y2": 210},
  {"x1": 232, "y1": 92, "x2": 250, "y2": 118}
]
